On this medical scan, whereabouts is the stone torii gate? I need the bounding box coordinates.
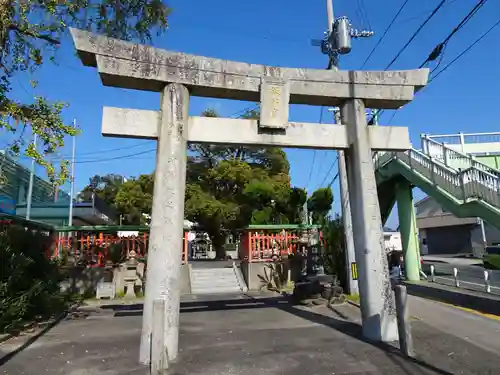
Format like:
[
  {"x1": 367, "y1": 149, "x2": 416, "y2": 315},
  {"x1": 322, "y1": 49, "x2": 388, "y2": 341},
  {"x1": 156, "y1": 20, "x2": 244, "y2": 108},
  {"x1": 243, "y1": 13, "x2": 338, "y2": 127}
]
[{"x1": 70, "y1": 28, "x2": 428, "y2": 366}]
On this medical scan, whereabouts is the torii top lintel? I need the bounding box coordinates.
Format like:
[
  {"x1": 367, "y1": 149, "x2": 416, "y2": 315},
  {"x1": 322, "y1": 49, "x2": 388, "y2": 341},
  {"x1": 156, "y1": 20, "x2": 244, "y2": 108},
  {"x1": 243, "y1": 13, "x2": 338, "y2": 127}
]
[{"x1": 70, "y1": 28, "x2": 429, "y2": 109}]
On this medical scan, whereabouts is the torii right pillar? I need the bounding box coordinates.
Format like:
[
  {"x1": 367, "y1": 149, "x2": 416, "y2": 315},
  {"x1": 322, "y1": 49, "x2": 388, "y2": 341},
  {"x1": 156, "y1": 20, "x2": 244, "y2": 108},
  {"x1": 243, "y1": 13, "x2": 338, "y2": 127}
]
[{"x1": 341, "y1": 98, "x2": 399, "y2": 341}]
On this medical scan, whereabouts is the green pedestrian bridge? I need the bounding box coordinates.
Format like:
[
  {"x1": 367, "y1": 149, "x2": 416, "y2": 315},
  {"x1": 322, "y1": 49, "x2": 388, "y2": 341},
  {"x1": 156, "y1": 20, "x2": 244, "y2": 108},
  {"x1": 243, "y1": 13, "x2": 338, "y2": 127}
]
[{"x1": 375, "y1": 132, "x2": 500, "y2": 281}]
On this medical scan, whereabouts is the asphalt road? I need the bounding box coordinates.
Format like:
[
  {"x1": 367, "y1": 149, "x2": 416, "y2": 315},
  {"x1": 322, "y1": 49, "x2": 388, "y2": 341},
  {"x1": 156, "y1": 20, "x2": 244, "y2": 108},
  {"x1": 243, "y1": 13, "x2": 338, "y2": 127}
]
[{"x1": 422, "y1": 261, "x2": 500, "y2": 295}]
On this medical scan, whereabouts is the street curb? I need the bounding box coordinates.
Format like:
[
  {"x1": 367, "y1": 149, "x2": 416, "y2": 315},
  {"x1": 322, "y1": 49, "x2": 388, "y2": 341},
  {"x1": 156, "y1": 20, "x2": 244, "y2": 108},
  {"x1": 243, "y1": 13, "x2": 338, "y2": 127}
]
[
  {"x1": 403, "y1": 281, "x2": 500, "y2": 317},
  {"x1": 347, "y1": 299, "x2": 360, "y2": 308}
]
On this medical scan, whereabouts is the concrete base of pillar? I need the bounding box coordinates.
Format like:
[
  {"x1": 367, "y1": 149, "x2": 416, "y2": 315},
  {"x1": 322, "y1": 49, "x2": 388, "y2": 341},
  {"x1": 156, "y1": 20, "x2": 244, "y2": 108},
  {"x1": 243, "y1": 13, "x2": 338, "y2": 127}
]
[{"x1": 241, "y1": 262, "x2": 271, "y2": 291}]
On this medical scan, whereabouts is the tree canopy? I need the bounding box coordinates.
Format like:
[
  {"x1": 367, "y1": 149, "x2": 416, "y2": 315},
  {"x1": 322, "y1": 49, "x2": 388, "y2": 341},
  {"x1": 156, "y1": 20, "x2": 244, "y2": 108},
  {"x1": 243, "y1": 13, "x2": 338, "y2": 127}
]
[
  {"x1": 0, "y1": 0, "x2": 171, "y2": 185},
  {"x1": 184, "y1": 108, "x2": 308, "y2": 254},
  {"x1": 307, "y1": 187, "x2": 334, "y2": 225}
]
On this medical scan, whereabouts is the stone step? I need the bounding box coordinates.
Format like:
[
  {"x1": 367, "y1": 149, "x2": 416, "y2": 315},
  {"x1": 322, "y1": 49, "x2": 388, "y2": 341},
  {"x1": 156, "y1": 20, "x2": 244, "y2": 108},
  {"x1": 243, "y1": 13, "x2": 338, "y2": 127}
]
[
  {"x1": 191, "y1": 286, "x2": 242, "y2": 294},
  {"x1": 193, "y1": 277, "x2": 236, "y2": 282},
  {"x1": 192, "y1": 282, "x2": 240, "y2": 288},
  {"x1": 190, "y1": 266, "x2": 245, "y2": 295},
  {"x1": 192, "y1": 277, "x2": 238, "y2": 283},
  {"x1": 192, "y1": 271, "x2": 235, "y2": 276},
  {"x1": 192, "y1": 280, "x2": 240, "y2": 286}
]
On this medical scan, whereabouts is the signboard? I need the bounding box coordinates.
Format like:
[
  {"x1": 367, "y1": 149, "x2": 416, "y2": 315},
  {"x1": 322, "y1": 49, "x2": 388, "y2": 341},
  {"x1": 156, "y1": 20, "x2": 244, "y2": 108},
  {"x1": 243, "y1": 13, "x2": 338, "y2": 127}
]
[
  {"x1": 0, "y1": 196, "x2": 16, "y2": 215},
  {"x1": 118, "y1": 231, "x2": 139, "y2": 237},
  {"x1": 351, "y1": 262, "x2": 358, "y2": 280},
  {"x1": 260, "y1": 78, "x2": 290, "y2": 129}
]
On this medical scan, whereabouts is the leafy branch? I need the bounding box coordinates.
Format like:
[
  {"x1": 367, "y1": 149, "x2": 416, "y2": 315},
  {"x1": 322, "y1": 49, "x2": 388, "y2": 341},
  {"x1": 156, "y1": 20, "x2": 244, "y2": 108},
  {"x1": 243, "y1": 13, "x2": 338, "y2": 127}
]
[{"x1": 0, "y1": 0, "x2": 171, "y2": 186}]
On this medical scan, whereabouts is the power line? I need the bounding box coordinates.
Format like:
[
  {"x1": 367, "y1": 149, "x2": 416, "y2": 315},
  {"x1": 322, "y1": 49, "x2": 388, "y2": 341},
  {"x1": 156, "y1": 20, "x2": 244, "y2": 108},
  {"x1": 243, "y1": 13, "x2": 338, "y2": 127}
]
[
  {"x1": 317, "y1": 153, "x2": 339, "y2": 189},
  {"x1": 387, "y1": 1, "x2": 493, "y2": 124},
  {"x1": 369, "y1": 0, "x2": 449, "y2": 122},
  {"x1": 54, "y1": 141, "x2": 155, "y2": 159},
  {"x1": 397, "y1": 0, "x2": 459, "y2": 25},
  {"x1": 419, "y1": 0, "x2": 489, "y2": 68},
  {"x1": 430, "y1": 17, "x2": 500, "y2": 83},
  {"x1": 356, "y1": 0, "x2": 372, "y2": 30},
  {"x1": 17, "y1": 147, "x2": 157, "y2": 164},
  {"x1": 74, "y1": 148, "x2": 156, "y2": 164},
  {"x1": 327, "y1": 171, "x2": 339, "y2": 188},
  {"x1": 306, "y1": 106, "x2": 325, "y2": 189},
  {"x1": 385, "y1": 0, "x2": 447, "y2": 70},
  {"x1": 361, "y1": 0, "x2": 410, "y2": 69}
]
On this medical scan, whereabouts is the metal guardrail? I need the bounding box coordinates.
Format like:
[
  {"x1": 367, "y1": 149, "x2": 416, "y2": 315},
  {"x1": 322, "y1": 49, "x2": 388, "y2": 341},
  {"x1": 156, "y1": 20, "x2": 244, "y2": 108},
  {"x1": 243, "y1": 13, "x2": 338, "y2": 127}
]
[
  {"x1": 425, "y1": 131, "x2": 500, "y2": 146},
  {"x1": 374, "y1": 148, "x2": 500, "y2": 208},
  {"x1": 423, "y1": 263, "x2": 500, "y2": 295},
  {"x1": 422, "y1": 137, "x2": 500, "y2": 176}
]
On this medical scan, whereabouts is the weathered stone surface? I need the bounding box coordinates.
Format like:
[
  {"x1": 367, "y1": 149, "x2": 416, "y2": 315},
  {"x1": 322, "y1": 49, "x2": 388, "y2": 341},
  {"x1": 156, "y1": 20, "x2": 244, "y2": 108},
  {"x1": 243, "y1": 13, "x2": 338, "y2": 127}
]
[
  {"x1": 70, "y1": 28, "x2": 429, "y2": 109},
  {"x1": 101, "y1": 107, "x2": 412, "y2": 151}
]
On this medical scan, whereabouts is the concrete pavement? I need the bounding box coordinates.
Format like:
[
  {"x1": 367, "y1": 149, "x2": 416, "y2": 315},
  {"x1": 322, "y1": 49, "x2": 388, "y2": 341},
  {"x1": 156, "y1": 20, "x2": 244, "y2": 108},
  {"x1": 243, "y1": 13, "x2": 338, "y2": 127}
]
[
  {"x1": 2, "y1": 293, "x2": 500, "y2": 374},
  {"x1": 408, "y1": 295, "x2": 500, "y2": 355}
]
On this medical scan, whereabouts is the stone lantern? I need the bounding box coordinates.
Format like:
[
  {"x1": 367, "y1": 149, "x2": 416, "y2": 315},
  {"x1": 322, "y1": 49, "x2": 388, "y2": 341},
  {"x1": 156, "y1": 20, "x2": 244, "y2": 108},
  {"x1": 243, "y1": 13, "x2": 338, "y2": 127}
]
[{"x1": 124, "y1": 250, "x2": 139, "y2": 298}]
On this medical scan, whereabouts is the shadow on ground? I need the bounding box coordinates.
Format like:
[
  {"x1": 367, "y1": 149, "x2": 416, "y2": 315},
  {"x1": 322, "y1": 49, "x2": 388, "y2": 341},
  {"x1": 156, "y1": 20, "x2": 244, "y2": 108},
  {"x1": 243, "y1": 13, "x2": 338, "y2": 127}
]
[{"x1": 101, "y1": 296, "x2": 451, "y2": 375}]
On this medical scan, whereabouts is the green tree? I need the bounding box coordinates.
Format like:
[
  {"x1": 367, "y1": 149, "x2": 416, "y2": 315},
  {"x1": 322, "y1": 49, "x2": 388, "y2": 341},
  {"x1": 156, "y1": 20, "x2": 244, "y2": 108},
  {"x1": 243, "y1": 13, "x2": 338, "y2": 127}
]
[
  {"x1": 320, "y1": 214, "x2": 346, "y2": 289},
  {"x1": 184, "y1": 108, "x2": 302, "y2": 257},
  {"x1": 308, "y1": 187, "x2": 333, "y2": 224},
  {"x1": 77, "y1": 174, "x2": 125, "y2": 205},
  {"x1": 0, "y1": 0, "x2": 170, "y2": 185},
  {"x1": 114, "y1": 173, "x2": 154, "y2": 225},
  {"x1": 78, "y1": 173, "x2": 153, "y2": 225}
]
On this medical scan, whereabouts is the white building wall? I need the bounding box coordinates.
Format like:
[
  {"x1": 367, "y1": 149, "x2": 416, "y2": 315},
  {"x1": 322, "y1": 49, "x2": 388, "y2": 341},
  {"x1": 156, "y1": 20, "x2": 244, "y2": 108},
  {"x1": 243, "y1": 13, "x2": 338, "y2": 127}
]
[{"x1": 384, "y1": 231, "x2": 402, "y2": 252}]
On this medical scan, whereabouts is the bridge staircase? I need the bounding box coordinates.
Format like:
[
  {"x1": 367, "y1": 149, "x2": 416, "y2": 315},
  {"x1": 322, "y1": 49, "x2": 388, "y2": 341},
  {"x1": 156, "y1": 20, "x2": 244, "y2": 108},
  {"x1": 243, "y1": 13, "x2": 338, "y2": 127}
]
[{"x1": 375, "y1": 136, "x2": 500, "y2": 228}]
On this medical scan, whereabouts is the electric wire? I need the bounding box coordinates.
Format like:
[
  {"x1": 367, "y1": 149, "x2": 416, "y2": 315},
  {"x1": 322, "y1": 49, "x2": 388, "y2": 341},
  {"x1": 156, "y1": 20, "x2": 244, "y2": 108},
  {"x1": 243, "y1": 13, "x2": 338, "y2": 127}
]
[
  {"x1": 429, "y1": 17, "x2": 500, "y2": 83},
  {"x1": 418, "y1": 0, "x2": 489, "y2": 68},
  {"x1": 360, "y1": 0, "x2": 410, "y2": 69},
  {"x1": 387, "y1": 1, "x2": 493, "y2": 124},
  {"x1": 317, "y1": 153, "x2": 339, "y2": 189},
  {"x1": 306, "y1": 106, "x2": 325, "y2": 189},
  {"x1": 385, "y1": 0, "x2": 447, "y2": 70}
]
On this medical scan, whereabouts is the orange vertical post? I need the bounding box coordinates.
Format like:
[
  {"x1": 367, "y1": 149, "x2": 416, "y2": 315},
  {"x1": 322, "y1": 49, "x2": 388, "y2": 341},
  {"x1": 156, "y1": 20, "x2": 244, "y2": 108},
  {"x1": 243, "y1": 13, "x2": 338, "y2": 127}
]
[
  {"x1": 248, "y1": 231, "x2": 253, "y2": 262},
  {"x1": 183, "y1": 231, "x2": 188, "y2": 264}
]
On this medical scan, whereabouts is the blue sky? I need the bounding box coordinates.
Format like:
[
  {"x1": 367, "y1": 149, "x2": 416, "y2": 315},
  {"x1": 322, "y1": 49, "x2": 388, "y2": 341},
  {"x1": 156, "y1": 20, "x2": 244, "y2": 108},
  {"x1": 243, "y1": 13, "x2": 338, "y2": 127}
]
[{"x1": 6, "y1": 0, "x2": 500, "y2": 228}]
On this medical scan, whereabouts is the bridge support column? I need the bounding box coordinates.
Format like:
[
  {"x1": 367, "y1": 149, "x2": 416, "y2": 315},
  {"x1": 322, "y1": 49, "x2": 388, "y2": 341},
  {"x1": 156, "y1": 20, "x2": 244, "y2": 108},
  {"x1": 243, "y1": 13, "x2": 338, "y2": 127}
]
[
  {"x1": 139, "y1": 83, "x2": 189, "y2": 365},
  {"x1": 395, "y1": 180, "x2": 420, "y2": 282}
]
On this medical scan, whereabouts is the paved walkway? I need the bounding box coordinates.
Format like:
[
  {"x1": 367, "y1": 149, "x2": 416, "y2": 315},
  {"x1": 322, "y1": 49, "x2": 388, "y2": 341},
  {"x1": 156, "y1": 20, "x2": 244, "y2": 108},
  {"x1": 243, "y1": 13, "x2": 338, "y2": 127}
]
[{"x1": 1, "y1": 294, "x2": 500, "y2": 374}]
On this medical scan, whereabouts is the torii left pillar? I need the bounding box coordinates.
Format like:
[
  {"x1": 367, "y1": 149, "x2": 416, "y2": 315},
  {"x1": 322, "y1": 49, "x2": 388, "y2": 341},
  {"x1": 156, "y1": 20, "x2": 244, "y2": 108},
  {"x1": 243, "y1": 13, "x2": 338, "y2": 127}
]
[{"x1": 139, "y1": 83, "x2": 189, "y2": 365}]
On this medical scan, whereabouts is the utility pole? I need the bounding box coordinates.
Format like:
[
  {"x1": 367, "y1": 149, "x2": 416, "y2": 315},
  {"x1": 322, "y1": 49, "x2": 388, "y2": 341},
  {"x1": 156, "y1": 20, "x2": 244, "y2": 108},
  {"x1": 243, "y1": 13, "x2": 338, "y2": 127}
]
[
  {"x1": 68, "y1": 119, "x2": 77, "y2": 227},
  {"x1": 325, "y1": 0, "x2": 359, "y2": 295},
  {"x1": 333, "y1": 109, "x2": 358, "y2": 295},
  {"x1": 26, "y1": 133, "x2": 37, "y2": 220}
]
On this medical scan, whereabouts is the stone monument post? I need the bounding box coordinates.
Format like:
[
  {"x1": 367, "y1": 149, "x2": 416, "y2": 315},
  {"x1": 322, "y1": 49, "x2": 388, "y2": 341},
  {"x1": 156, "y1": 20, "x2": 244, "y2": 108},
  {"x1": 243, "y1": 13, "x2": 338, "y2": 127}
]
[{"x1": 139, "y1": 84, "x2": 189, "y2": 364}]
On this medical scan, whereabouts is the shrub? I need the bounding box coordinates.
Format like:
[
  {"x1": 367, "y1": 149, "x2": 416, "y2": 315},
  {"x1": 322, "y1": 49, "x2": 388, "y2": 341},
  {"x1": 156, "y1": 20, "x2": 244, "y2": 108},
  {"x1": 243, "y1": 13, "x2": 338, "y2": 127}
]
[
  {"x1": 320, "y1": 215, "x2": 347, "y2": 289},
  {"x1": 0, "y1": 224, "x2": 72, "y2": 333}
]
